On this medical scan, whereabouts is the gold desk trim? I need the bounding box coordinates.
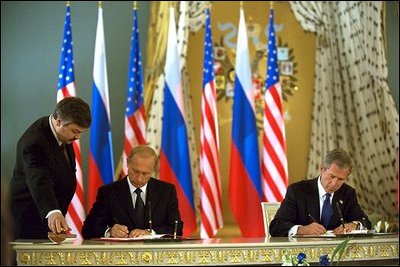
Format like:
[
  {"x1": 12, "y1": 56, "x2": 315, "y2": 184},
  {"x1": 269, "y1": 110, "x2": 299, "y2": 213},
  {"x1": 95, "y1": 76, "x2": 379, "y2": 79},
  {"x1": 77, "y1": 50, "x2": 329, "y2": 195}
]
[{"x1": 13, "y1": 235, "x2": 399, "y2": 265}]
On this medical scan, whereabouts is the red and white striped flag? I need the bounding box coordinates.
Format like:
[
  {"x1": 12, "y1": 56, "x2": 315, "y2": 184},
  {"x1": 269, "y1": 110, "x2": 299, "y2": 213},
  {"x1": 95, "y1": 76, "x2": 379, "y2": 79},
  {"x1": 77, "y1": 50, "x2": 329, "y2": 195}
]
[
  {"x1": 121, "y1": 5, "x2": 146, "y2": 178},
  {"x1": 56, "y1": 3, "x2": 84, "y2": 239},
  {"x1": 200, "y1": 8, "x2": 223, "y2": 239},
  {"x1": 262, "y1": 8, "x2": 288, "y2": 202}
]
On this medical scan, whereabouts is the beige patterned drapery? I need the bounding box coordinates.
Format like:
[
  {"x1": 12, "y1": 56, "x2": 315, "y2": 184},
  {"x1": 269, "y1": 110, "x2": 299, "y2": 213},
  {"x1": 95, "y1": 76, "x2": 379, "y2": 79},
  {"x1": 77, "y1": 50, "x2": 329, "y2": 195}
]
[{"x1": 290, "y1": 1, "x2": 399, "y2": 219}]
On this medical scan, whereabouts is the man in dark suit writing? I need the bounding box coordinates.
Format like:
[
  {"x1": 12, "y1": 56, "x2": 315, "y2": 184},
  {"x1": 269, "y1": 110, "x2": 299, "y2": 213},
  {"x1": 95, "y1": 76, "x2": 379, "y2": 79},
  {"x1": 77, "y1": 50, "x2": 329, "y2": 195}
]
[
  {"x1": 82, "y1": 145, "x2": 183, "y2": 238},
  {"x1": 269, "y1": 148, "x2": 371, "y2": 237},
  {"x1": 9, "y1": 97, "x2": 91, "y2": 239}
]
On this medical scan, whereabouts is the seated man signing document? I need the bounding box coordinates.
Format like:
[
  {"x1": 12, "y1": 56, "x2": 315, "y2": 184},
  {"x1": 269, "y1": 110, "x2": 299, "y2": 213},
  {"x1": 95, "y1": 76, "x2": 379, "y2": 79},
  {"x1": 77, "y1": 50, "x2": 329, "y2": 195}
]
[
  {"x1": 269, "y1": 148, "x2": 371, "y2": 237},
  {"x1": 82, "y1": 145, "x2": 183, "y2": 239}
]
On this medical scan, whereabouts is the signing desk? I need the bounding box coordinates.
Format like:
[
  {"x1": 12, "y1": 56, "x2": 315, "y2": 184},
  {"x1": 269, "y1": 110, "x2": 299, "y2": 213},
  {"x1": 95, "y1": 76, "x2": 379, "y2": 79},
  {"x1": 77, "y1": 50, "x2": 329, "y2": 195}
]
[{"x1": 13, "y1": 234, "x2": 398, "y2": 265}]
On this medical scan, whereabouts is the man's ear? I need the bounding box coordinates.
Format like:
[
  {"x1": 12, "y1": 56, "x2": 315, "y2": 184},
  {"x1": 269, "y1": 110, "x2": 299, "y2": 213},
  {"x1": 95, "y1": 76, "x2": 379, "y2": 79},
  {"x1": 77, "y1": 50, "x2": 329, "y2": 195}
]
[
  {"x1": 319, "y1": 164, "x2": 324, "y2": 174},
  {"x1": 56, "y1": 118, "x2": 63, "y2": 127}
]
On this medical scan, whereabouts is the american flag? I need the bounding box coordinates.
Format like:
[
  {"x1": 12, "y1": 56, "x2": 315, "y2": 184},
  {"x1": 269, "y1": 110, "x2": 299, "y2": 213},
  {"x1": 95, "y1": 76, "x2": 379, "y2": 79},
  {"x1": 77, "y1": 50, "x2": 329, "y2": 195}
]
[
  {"x1": 200, "y1": 8, "x2": 223, "y2": 239},
  {"x1": 262, "y1": 8, "x2": 288, "y2": 202},
  {"x1": 88, "y1": 3, "x2": 114, "y2": 211},
  {"x1": 229, "y1": 8, "x2": 264, "y2": 237},
  {"x1": 160, "y1": 7, "x2": 197, "y2": 237},
  {"x1": 121, "y1": 6, "x2": 146, "y2": 178},
  {"x1": 56, "y1": 3, "x2": 84, "y2": 239}
]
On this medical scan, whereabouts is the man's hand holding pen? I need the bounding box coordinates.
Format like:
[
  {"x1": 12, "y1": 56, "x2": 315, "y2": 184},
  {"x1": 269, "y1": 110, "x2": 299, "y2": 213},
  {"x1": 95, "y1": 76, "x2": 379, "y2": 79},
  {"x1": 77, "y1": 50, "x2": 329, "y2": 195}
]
[
  {"x1": 296, "y1": 214, "x2": 327, "y2": 235},
  {"x1": 110, "y1": 223, "x2": 129, "y2": 238},
  {"x1": 128, "y1": 228, "x2": 152, "y2": 238},
  {"x1": 332, "y1": 222, "x2": 358, "y2": 235},
  {"x1": 297, "y1": 223, "x2": 327, "y2": 235},
  {"x1": 48, "y1": 212, "x2": 70, "y2": 234}
]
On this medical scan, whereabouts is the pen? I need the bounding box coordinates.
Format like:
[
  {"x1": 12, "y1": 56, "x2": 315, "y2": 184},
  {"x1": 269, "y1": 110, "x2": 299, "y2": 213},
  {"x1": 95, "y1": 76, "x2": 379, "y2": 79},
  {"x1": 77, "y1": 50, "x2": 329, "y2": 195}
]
[
  {"x1": 335, "y1": 202, "x2": 346, "y2": 233},
  {"x1": 173, "y1": 220, "x2": 178, "y2": 239},
  {"x1": 308, "y1": 214, "x2": 318, "y2": 223},
  {"x1": 309, "y1": 213, "x2": 328, "y2": 234},
  {"x1": 148, "y1": 202, "x2": 152, "y2": 232},
  {"x1": 114, "y1": 217, "x2": 120, "y2": 224}
]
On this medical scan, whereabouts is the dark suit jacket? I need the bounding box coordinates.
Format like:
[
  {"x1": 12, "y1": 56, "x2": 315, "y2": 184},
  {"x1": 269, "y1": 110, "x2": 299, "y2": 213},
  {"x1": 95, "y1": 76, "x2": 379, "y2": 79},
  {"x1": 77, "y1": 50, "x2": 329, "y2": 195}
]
[
  {"x1": 9, "y1": 116, "x2": 76, "y2": 239},
  {"x1": 269, "y1": 177, "x2": 372, "y2": 237},
  {"x1": 82, "y1": 177, "x2": 183, "y2": 239}
]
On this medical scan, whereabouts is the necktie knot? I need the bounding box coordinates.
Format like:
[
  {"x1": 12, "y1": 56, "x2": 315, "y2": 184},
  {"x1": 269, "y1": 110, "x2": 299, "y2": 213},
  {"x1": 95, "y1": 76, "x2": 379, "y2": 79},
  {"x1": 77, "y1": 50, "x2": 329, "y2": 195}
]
[{"x1": 135, "y1": 188, "x2": 142, "y2": 195}]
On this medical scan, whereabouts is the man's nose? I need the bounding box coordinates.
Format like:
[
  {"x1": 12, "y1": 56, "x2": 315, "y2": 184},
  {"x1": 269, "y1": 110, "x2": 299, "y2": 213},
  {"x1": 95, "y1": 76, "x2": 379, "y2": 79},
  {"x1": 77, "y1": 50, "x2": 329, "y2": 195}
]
[{"x1": 73, "y1": 133, "x2": 82, "y2": 140}]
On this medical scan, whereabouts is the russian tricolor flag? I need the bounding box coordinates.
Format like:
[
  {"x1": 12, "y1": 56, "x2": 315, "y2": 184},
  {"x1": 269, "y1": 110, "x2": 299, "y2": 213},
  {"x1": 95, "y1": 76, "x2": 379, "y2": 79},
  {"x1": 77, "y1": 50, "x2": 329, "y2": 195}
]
[
  {"x1": 88, "y1": 4, "x2": 114, "y2": 212},
  {"x1": 229, "y1": 8, "x2": 264, "y2": 237},
  {"x1": 159, "y1": 7, "x2": 196, "y2": 237}
]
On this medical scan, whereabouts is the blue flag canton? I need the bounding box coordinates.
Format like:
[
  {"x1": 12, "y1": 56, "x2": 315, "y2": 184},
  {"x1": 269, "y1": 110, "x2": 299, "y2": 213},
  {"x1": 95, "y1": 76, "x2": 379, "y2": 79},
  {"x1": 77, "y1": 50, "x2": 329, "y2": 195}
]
[
  {"x1": 202, "y1": 9, "x2": 215, "y2": 88},
  {"x1": 126, "y1": 9, "x2": 144, "y2": 117},
  {"x1": 57, "y1": 6, "x2": 75, "y2": 89},
  {"x1": 266, "y1": 9, "x2": 279, "y2": 89}
]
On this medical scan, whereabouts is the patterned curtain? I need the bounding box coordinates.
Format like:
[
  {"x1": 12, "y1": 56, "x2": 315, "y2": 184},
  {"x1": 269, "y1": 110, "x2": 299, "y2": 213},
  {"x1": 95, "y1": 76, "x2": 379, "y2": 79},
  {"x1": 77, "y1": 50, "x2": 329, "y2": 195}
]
[
  {"x1": 289, "y1": 1, "x2": 399, "y2": 219},
  {"x1": 144, "y1": 1, "x2": 209, "y2": 223}
]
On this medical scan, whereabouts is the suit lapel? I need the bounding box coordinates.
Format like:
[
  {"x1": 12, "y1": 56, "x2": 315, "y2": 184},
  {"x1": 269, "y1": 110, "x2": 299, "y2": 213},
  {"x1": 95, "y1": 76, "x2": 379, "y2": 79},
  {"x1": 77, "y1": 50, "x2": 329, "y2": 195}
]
[
  {"x1": 331, "y1": 189, "x2": 345, "y2": 225},
  {"x1": 307, "y1": 178, "x2": 321, "y2": 223},
  {"x1": 117, "y1": 178, "x2": 136, "y2": 225},
  {"x1": 145, "y1": 178, "x2": 160, "y2": 226},
  {"x1": 65, "y1": 143, "x2": 76, "y2": 172}
]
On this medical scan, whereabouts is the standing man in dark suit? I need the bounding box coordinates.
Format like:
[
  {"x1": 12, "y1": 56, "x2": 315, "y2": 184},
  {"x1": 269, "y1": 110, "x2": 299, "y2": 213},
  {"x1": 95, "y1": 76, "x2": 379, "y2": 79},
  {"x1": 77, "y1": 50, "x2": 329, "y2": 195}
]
[
  {"x1": 82, "y1": 145, "x2": 183, "y2": 239},
  {"x1": 269, "y1": 148, "x2": 371, "y2": 237},
  {"x1": 9, "y1": 97, "x2": 91, "y2": 239}
]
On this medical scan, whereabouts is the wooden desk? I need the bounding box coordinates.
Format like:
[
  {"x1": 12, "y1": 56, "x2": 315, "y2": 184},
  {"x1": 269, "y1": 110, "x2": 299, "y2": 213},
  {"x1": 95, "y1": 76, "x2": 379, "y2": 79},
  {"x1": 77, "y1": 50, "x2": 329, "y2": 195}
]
[{"x1": 12, "y1": 234, "x2": 399, "y2": 265}]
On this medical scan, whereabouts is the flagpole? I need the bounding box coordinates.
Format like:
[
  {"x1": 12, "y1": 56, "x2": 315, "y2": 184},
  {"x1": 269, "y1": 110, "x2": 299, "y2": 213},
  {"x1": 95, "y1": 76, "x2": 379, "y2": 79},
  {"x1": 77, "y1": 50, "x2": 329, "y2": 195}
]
[
  {"x1": 66, "y1": 1, "x2": 70, "y2": 7},
  {"x1": 133, "y1": 1, "x2": 137, "y2": 10}
]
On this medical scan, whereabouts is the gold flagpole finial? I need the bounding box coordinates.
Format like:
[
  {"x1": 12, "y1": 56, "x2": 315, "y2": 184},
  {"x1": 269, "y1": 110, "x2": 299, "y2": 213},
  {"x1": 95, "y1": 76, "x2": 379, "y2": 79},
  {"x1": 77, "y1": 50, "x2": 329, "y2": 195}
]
[
  {"x1": 270, "y1": 1, "x2": 274, "y2": 9},
  {"x1": 240, "y1": 1, "x2": 243, "y2": 9},
  {"x1": 66, "y1": 1, "x2": 70, "y2": 7},
  {"x1": 133, "y1": 1, "x2": 137, "y2": 10},
  {"x1": 98, "y1": 1, "x2": 102, "y2": 8}
]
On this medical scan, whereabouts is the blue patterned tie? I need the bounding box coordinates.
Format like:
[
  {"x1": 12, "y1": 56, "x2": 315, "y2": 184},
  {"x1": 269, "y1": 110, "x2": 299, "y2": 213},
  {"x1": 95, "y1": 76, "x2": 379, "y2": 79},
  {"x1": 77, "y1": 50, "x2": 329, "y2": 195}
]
[{"x1": 321, "y1": 193, "x2": 333, "y2": 229}]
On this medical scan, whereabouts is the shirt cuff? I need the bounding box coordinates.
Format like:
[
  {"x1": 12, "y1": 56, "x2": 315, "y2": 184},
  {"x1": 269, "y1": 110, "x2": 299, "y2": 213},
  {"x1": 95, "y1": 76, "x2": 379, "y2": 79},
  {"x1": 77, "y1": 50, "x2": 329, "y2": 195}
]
[
  {"x1": 288, "y1": 225, "x2": 300, "y2": 237},
  {"x1": 353, "y1": 221, "x2": 363, "y2": 230},
  {"x1": 104, "y1": 227, "x2": 111, "y2": 237},
  {"x1": 46, "y1": 209, "x2": 62, "y2": 218}
]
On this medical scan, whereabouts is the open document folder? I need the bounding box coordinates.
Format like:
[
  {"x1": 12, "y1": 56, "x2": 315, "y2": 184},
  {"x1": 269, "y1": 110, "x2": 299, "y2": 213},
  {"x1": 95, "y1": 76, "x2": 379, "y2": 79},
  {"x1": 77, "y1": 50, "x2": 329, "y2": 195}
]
[
  {"x1": 98, "y1": 234, "x2": 183, "y2": 242},
  {"x1": 293, "y1": 229, "x2": 374, "y2": 238}
]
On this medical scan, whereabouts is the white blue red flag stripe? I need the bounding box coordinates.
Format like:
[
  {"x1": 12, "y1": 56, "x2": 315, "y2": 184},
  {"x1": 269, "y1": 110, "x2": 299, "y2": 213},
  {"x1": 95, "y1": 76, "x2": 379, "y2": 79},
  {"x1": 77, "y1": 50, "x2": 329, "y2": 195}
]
[
  {"x1": 160, "y1": 7, "x2": 196, "y2": 237},
  {"x1": 200, "y1": 8, "x2": 223, "y2": 239},
  {"x1": 262, "y1": 8, "x2": 288, "y2": 202},
  {"x1": 229, "y1": 8, "x2": 264, "y2": 237},
  {"x1": 56, "y1": 3, "x2": 84, "y2": 239},
  {"x1": 121, "y1": 6, "x2": 146, "y2": 178},
  {"x1": 88, "y1": 4, "x2": 114, "y2": 211}
]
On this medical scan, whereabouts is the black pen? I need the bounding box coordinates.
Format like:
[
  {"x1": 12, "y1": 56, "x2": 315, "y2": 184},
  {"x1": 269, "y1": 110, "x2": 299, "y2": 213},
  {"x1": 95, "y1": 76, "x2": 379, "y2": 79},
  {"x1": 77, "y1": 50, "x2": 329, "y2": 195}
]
[
  {"x1": 335, "y1": 202, "x2": 346, "y2": 233},
  {"x1": 148, "y1": 202, "x2": 152, "y2": 232},
  {"x1": 308, "y1": 214, "x2": 318, "y2": 223},
  {"x1": 309, "y1": 213, "x2": 328, "y2": 234},
  {"x1": 173, "y1": 220, "x2": 178, "y2": 239}
]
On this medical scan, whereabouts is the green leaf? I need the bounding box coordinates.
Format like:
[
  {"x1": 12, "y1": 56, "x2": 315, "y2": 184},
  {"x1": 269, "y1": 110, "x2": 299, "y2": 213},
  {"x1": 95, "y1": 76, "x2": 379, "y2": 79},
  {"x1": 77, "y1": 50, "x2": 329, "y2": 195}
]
[{"x1": 331, "y1": 237, "x2": 352, "y2": 266}]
